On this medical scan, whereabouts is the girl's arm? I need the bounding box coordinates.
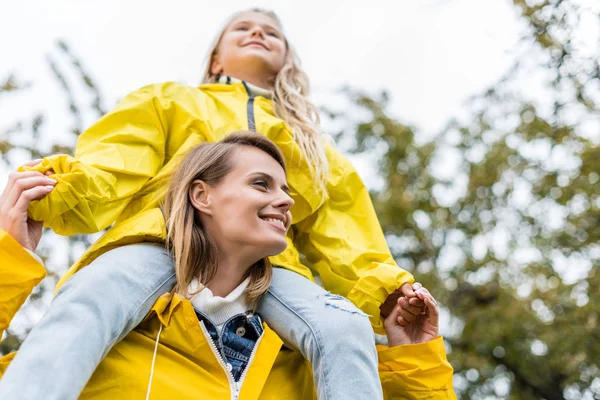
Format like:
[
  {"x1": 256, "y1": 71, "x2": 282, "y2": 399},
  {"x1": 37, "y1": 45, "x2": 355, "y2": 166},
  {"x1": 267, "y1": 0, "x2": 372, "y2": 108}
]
[
  {"x1": 20, "y1": 83, "x2": 176, "y2": 235},
  {"x1": 294, "y1": 142, "x2": 414, "y2": 334}
]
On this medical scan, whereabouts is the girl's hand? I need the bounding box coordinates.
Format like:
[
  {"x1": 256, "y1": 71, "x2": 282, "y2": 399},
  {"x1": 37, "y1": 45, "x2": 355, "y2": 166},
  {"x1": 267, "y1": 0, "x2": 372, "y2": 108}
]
[
  {"x1": 0, "y1": 162, "x2": 56, "y2": 252},
  {"x1": 380, "y1": 282, "x2": 426, "y2": 319},
  {"x1": 383, "y1": 284, "x2": 439, "y2": 347}
]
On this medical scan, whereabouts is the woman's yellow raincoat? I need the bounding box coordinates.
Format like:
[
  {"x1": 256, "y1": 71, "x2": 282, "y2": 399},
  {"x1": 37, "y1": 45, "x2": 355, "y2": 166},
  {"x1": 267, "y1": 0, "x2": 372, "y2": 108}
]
[
  {"x1": 0, "y1": 230, "x2": 456, "y2": 399},
  {"x1": 23, "y1": 80, "x2": 412, "y2": 333}
]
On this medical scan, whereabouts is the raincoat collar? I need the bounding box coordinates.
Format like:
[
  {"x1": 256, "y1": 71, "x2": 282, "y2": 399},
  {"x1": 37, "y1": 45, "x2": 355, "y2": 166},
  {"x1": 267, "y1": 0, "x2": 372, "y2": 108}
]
[{"x1": 218, "y1": 76, "x2": 272, "y2": 99}]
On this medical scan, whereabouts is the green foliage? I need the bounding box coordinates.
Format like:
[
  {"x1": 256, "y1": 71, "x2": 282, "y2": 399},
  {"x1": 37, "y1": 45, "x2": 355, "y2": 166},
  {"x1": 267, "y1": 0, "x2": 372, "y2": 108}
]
[{"x1": 328, "y1": 1, "x2": 599, "y2": 398}]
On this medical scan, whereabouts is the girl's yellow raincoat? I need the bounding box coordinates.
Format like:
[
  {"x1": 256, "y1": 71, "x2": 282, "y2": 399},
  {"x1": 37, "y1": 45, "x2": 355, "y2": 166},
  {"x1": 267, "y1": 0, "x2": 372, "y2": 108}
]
[
  {"x1": 0, "y1": 231, "x2": 456, "y2": 399},
  {"x1": 22, "y1": 81, "x2": 413, "y2": 333}
]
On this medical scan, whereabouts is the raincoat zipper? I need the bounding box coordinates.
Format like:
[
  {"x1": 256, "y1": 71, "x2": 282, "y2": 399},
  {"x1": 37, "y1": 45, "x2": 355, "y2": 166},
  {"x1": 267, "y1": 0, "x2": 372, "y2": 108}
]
[
  {"x1": 199, "y1": 321, "x2": 238, "y2": 400},
  {"x1": 241, "y1": 81, "x2": 256, "y2": 131},
  {"x1": 234, "y1": 332, "x2": 264, "y2": 396}
]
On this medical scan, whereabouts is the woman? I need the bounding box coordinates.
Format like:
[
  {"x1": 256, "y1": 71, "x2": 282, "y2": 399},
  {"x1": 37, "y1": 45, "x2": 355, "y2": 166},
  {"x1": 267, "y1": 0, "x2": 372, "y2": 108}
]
[{"x1": 0, "y1": 133, "x2": 455, "y2": 399}]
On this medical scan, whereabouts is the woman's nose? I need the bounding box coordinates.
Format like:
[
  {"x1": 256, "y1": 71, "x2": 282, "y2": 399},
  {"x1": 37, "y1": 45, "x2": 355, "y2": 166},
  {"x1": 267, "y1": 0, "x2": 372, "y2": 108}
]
[
  {"x1": 275, "y1": 192, "x2": 295, "y2": 211},
  {"x1": 250, "y1": 26, "x2": 265, "y2": 38}
]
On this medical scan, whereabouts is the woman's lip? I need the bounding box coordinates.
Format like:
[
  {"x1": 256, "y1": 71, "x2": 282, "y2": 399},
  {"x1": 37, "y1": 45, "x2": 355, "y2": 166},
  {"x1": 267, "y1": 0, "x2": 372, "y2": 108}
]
[
  {"x1": 245, "y1": 42, "x2": 268, "y2": 49},
  {"x1": 261, "y1": 218, "x2": 287, "y2": 233}
]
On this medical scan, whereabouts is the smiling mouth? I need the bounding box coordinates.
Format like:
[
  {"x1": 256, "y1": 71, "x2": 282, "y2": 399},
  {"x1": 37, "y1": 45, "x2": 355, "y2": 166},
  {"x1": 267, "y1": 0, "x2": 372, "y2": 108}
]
[
  {"x1": 260, "y1": 216, "x2": 287, "y2": 232},
  {"x1": 245, "y1": 42, "x2": 268, "y2": 50}
]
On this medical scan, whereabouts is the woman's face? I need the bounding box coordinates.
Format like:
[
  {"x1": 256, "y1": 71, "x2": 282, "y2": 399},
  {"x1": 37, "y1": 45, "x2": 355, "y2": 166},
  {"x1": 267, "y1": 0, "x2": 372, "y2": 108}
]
[
  {"x1": 211, "y1": 12, "x2": 287, "y2": 85},
  {"x1": 193, "y1": 146, "x2": 294, "y2": 261}
]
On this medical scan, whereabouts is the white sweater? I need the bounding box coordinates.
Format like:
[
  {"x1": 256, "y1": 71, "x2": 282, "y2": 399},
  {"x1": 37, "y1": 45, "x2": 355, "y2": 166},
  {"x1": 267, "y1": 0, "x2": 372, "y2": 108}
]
[{"x1": 188, "y1": 277, "x2": 252, "y2": 333}]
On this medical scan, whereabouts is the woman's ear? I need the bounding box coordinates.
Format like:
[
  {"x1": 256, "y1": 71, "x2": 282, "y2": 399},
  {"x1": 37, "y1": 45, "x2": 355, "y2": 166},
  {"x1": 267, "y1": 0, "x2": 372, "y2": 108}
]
[
  {"x1": 210, "y1": 57, "x2": 223, "y2": 77},
  {"x1": 189, "y1": 179, "x2": 213, "y2": 215}
]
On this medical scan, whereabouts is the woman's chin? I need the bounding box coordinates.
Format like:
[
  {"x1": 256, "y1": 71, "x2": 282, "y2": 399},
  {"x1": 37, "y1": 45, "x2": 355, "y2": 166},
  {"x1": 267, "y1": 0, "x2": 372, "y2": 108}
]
[{"x1": 264, "y1": 239, "x2": 288, "y2": 257}]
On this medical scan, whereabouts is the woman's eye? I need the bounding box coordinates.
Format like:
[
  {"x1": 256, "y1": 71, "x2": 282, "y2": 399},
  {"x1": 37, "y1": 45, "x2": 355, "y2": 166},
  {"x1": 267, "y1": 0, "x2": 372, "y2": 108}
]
[
  {"x1": 254, "y1": 180, "x2": 268, "y2": 189},
  {"x1": 235, "y1": 25, "x2": 249, "y2": 31},
  {"x1": 266, "y1": 31, "x2": 278, "y2": 37}
]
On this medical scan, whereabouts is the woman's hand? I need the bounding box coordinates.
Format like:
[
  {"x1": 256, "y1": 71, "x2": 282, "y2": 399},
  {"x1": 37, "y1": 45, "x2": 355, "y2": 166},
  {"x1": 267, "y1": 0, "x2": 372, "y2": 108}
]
[
  {"x1": 383, "y1": 284, "x2": 439, "y2": 347},
  {"x1": 0, "y1": 162, "x2": 56, "y2": 252}
]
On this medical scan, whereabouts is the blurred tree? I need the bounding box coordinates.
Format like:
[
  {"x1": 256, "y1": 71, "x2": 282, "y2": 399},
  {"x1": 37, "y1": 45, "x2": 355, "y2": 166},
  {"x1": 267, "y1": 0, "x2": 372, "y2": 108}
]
[
  {"x1": 0, "y1": 40, "x2": 106, "y2": 355},
  {"x1": 327, "y1": 0, "x2": 599, "y2": 398}
]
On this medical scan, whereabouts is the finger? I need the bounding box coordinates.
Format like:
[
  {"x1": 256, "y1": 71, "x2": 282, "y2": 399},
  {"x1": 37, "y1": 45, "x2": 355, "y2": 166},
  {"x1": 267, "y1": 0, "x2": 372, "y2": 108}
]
[
  {"x1": 423, "y1": 296, "x2": 439, "y2": 327},
  {"x1": 3, "y1": 175, "x2": 56, "y2": 209},
  {"x1": 21, "y1": 159, "x2": 43, "y2": 167},
  {"x1": 416, "y1": 287, "x2": 438, "y2": 306},
  {"x1": 408, "y1": 297, "x2": 426, "y2": 307},
  {"x1": 14, "y1": 185, "x2": 55, "y2": 215},
  {"x1": 44, "y1": 169, "x2": 56, "y2": 176},
  {"x1": 1, "y1": 171, "x2": 47, "y2": 201},
  {"x1": 398, "y1": 297, "x2": 423, "y2": 316},
  {"x1": 400, "y1": 282, "x2": 416, "y2": 298},
  {"x1": 397, "y1": 307, "x2": 418, "y2": 323},
  {"x1": 396, "y1": 312, "x2": 409, "y2": 327}
]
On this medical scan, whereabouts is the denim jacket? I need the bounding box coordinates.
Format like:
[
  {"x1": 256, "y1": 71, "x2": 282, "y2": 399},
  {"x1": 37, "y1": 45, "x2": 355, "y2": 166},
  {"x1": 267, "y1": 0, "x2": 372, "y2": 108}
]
[{"x1": 194, "y1": 308, "x2": 264, "y2": 381}]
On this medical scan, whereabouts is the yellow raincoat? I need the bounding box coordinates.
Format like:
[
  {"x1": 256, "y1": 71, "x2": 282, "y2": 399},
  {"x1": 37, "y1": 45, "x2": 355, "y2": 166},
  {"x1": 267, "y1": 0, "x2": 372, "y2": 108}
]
[
  {"x1": 0, "y1": 230, "x2": 456, "y2": 399},
  {"x1": 23, "y1": 81, "x2": 412, "y2": 332}
]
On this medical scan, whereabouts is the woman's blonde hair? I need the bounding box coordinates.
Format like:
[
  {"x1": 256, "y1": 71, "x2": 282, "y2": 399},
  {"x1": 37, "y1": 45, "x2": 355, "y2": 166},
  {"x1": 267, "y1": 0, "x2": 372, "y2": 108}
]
[
  {"x1": 201, "y1": 8, "x2": 328, "y2": 198},
  {"x1": 163, "y1": 131, "x2": 287, "y2": 304}
]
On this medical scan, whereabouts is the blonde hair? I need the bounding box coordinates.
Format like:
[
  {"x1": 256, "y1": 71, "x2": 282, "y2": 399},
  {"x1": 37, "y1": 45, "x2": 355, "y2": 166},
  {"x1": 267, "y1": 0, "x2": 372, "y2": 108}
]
[
  {"x1": 201, "y1": 8, "x2": 328, "y2": 198},
  {"x1": 163, "y1": 131, "x2": 287, "y2": 304}
]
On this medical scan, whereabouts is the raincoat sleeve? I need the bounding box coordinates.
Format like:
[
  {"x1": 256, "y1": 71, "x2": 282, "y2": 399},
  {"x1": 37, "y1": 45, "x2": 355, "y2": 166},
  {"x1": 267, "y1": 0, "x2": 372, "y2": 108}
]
[
  {"x1": 19, "y1": 83, "x2": 169, "y2": 235},
  {"x1": 294, "y1": 143, "x2": 414, "y2": 334},
  {"x1": 378, "y1": 337, "x2": 456, "y2": 399},
  {"x1": 0, "y1": 230, "x2": 47, "y2": 378}
]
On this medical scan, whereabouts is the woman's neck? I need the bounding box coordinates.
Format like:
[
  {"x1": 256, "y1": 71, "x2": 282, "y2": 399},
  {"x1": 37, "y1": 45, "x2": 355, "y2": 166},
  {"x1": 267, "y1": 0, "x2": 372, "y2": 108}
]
[{"x1": 206, "y1": 252, "x2": 256, "y2": 297}]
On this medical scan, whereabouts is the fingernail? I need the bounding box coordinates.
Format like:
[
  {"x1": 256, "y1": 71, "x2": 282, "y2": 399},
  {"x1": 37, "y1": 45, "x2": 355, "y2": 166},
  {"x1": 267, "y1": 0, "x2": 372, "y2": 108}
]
[
  {"x1": 45, "y1": 185, "x2": 54, "y2": 190},
  {"x1": 413, "y1": 282, "x2": 422, "y2": 290},
  {"x1": 46, "y1": 178, "x2": 57, "y2": 183},
  {"x1": 32, "y1": 159, "x2": 43, "y2": 163}
]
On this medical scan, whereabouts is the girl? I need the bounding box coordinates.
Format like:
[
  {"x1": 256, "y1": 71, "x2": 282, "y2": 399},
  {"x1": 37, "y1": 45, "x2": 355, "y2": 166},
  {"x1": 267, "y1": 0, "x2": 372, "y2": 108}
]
[
  {"x1": 1, "y1": 9, "x2": 423, "y2": 400},
  {"x1": 0, "y1": 134, "x2": 453, "y2": 399}
]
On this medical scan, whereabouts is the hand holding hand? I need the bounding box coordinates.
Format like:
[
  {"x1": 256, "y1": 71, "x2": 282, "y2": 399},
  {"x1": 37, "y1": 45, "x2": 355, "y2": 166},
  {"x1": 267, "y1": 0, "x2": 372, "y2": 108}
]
[{"x1": 383, "y1": 284, "x2": 439, "y2": 347}]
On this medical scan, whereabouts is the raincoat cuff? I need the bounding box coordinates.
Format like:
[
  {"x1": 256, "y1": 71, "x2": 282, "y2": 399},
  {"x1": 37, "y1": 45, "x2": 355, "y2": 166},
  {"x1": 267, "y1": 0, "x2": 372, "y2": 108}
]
[
  {"x1": 0, "y1": 230, "x2": 46, "y2": 273},
  {"x1": 347, "y1": 269, "x2": 415, "y2": 335},
  {"x1": 24, "y1": 249, "x2": 44, "y2": 266},
  {"x1": 0, "y1": 230, "x2": 47, "y2": 330},
  {"x1": 377, "y1": 337, "x2": 455, "y2": 395},
  {"x1": 377, "y1": 336, "x2": 447, "y2": 364}
]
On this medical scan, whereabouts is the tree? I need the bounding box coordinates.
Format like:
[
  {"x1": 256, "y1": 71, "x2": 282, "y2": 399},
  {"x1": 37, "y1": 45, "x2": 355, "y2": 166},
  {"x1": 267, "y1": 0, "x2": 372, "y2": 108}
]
[
  {"x1": 327, "y1": 0, "x2": 599, "y2": 398},
  {"x1": 0, "y1": 41, "x2": 106, "y2": 355}
]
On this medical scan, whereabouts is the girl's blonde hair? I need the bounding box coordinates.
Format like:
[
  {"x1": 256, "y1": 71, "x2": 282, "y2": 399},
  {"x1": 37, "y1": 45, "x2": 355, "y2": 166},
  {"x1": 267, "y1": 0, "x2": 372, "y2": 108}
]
[
  {"x1": 201, "y1": 8, "x2": 328, "y2": 198},
  {"x1": 163, "y1": 131, "x2": 287, "y2": 304}
]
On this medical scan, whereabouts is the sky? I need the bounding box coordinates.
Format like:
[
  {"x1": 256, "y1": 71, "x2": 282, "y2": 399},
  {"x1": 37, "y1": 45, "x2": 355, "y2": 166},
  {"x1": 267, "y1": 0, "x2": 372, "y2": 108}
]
[{"x1": 1, "y1": 0, "x2": 522, "y2": 145}]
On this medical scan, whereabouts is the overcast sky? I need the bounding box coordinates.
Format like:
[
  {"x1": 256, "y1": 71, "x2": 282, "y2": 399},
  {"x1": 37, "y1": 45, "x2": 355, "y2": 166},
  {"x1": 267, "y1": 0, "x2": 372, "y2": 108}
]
[{"x1": 1, "y1": 0, "x2": 522, "y2": 144}]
